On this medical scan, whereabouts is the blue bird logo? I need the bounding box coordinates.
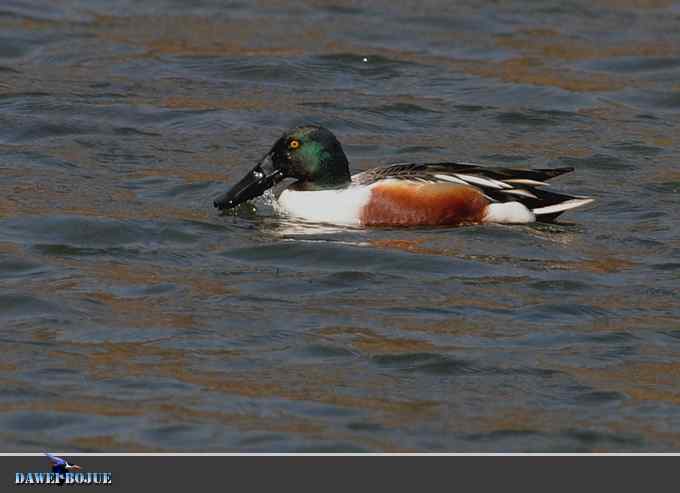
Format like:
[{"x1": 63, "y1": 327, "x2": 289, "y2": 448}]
[{"x1": 45, "y1": 453, "x2": 81, "y2": 475}]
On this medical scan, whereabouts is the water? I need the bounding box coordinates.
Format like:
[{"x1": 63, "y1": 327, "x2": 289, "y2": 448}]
[{"x1": 1, "y1": 0, "x2": 679, "y2": 452}]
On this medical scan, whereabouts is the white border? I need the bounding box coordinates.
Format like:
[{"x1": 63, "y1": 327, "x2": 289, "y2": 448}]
[{"x1": 2, "y1": 453, "x2": 679, "y2": 456}]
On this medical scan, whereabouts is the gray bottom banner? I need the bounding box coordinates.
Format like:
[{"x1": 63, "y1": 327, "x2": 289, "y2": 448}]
[{"x1": 1, "y1": 455, "x2": 670, "y2": 492}]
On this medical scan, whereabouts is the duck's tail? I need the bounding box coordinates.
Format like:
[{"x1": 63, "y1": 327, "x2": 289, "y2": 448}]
[
  {"x1": 526, "y1": 189, "x2": 594, "y2": 222},
  {"x1": 483, "y1": 192, "x2": 594, "y2": 224},
  {"x1": 480, "y1": 167, "x2": 594, "y2": 223},
  {"x1": 429, "y1": 164, "x2": 594, "y2": 222}
]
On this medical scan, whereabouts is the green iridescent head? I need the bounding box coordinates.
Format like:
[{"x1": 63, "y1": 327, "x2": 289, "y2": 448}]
[
  {"x1": 268, "y1": 125, "x2": 351, "y2": 188},
  {"x1": 214, "y1": 125, "x2": 352, "y2": 210}
]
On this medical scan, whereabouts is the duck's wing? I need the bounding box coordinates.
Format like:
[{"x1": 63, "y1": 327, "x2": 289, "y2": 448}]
[
  {"x1": 352, "y1": 162, "x2": 573, "y2": 187},
  {"x1": 352, "y1": 162, "x2": 593, "y2": 221}
]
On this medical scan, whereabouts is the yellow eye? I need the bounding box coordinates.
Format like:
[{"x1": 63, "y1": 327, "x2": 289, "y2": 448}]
[{"x1": 289, "y1": 139, "x2": 300, "y2": 150}]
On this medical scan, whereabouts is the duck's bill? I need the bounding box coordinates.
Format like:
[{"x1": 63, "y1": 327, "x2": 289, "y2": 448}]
[{"x1": 214, "y1": 154, "x2": 283, "y2": 210}]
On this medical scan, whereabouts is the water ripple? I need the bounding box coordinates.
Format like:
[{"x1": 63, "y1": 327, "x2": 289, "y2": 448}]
[{"x1": 0, "y1": 0, "x2": 679, "y2": 452}]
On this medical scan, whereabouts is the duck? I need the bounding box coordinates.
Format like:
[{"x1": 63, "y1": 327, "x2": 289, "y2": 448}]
[{"x1": 214, "y1": 125, "x2": 593, "y2": 227}]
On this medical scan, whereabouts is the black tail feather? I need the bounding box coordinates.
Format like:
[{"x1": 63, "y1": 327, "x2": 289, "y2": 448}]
[{"x1": 487, "y1": 187, "x2": 590, "y2": 222}]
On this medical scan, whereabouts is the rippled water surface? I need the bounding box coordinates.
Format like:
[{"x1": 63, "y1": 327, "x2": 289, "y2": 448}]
[{"x1": 1, "y1": 0, "x2": 679, "y2": 452}]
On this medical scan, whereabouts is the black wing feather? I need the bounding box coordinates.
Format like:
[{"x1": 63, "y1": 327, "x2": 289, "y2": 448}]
[{"x1": 353, "y1": 162, "x2": 574, "y2": 185}]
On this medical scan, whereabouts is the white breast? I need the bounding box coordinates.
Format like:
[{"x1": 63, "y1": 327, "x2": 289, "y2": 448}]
[{"x1": 274, "y1": 186, "x2": 373, "y2": 226}]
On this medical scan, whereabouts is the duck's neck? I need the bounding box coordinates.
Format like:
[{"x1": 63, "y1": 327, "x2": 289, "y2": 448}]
[{"x1": 297, "y1": 154, "x2": 352, "y2": 190}]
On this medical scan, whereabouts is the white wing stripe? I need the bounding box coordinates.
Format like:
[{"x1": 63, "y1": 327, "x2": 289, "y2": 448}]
[
  {"x1": 454, "y1": 174, "x2": 511, "y2": 189},
  {"x1": 532, "y1": 198, "x2": 594, "y2": 215},
  {"x1": 503, "y1": 189, "x2": 538, "y2": 199},
  {"x1": 504, "y1": 179, "x2": 547, "y2": 187},
  {"x1": 433, "y1": 174, "x2": 469, "y2": 185}
]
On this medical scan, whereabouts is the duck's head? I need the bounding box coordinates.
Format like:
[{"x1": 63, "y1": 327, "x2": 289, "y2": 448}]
[{"x1": 214, "y1": 125, "x2": 351, "y2": 210}]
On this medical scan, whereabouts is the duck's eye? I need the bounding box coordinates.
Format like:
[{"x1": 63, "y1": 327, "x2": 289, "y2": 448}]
[{"x1": 288, "y1": 139, "x2": 300, "y2": 150}]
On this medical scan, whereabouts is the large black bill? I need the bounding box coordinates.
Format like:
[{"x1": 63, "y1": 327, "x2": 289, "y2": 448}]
[{"x1": 214, "y1": 154, "x2": 283, "y2": 210}]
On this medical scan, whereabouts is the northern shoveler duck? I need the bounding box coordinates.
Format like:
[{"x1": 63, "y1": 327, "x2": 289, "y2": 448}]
[{"x1": 214, "y1": 125, "x2": 593, "y2": 227}]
